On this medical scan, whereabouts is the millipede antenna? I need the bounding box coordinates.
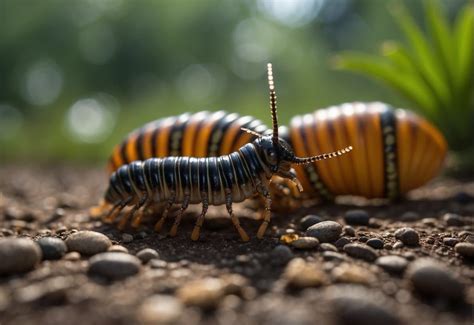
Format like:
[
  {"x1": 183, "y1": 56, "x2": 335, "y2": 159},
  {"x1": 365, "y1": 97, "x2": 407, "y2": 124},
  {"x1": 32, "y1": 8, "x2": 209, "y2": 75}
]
[
  {"x1": 241, "y1": 127, "x2": 263, "y2": 138},
  {"x1": 293, "y1": 146, "x2": 353, "y2": 165},
  {"x1": 267, "y1": 63, "x2": 279, "y2": 144}
]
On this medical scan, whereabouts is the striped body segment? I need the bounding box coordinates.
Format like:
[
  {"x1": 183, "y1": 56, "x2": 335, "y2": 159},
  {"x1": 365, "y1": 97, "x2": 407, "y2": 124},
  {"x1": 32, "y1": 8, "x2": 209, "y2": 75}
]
[
  {"x1": 108, "y1": 111, "x2": 267, "y2": 174},
  {"x1": 290, "y1": 102, "x2": 447, "y2": 199}
]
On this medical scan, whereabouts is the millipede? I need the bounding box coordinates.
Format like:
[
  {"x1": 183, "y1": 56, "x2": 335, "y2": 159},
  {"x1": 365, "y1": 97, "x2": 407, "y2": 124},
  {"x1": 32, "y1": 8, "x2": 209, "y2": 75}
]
[
  {"x1": 108, "y1": 103, "x2": 447, "y2": 202},
  {"x1": 99, "y1": 63, "x2": 352, "y2": 241}
]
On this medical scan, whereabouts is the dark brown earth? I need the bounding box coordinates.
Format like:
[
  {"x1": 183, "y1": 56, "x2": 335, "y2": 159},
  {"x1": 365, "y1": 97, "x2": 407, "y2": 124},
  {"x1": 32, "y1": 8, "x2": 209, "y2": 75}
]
[{"x1": 0, "y1": 165, "x2": 473, "y2": 325}]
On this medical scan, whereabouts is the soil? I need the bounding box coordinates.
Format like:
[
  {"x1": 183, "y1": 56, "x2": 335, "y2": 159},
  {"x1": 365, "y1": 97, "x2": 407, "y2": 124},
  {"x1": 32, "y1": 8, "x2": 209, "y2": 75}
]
[{"x1": 0, "y1": 164, "x2": 473, "y2": 325}]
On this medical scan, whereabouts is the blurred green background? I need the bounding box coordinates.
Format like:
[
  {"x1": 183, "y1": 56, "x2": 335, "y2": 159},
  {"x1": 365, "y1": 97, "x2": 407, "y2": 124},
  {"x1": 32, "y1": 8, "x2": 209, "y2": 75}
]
[{"x1": 0, "y1": 0, "x2": 468, "y2": 164}]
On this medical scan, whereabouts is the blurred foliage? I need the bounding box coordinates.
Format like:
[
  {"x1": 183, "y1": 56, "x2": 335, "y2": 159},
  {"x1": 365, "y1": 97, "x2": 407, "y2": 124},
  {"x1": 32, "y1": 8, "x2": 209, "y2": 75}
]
[
  {"x1": 335, "y1": 0, "x2": 474, "y2": 172},
  {"x1": 0, "y1": 0, "x2": 468, "y2": 165}
]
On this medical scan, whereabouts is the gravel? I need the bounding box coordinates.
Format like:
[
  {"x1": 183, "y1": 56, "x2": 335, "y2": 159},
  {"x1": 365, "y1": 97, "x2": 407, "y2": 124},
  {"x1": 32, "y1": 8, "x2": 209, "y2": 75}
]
[
  {"x1": 37, "y1": 237, "x2": 67, "y2": 260},
  {"x1": 394, "y1": 228, "x2": 419, "y2": 246},
  {"x1": 270, "y1": 245, "x2": 294, "y2": 265},
  {"x1": 0, "y1": 238, "x2": 42, "y2": 275},
  {"x1": 443, "y1": 213, "x2": 464, "y2": 226},
  {"x1": 291, "y1": 237, "x2": 319, "y2": 249},
  {"x1": 406, "y1": 258, "x2": 465, "y2": 301},
  {"x1": 343, "y1": 243, "x2": 378, "y2": 262},
  {"x1": 136, "y1": 248, "x2": 160, "y2": 263},
  {"x1": 306, "y1": 221, "x2": 342, "y2": 243},
  {"x1": 283, "y1": 258, "x2": 328, "y2": 288},
  {"x1": 88, "y1": 252, "x2": 141, "y2": 280},
  {"x1": 344, "y1": 209, "x2": 370, "y2": 225},
  {"x1": 366, "y1": 238, "x2": 384, "y2": 249},
  {"x1": 299, "y1": 214, "x2": 323, "y2": 230},
  {"x1": 138, "y1": 294, "x2": 183, "y2": 324},
  {"x1": 65, "y1": 231, "x2": 112, "y2": 255},
  {"x1": 334, "y1": 237, "x2": 351, "y2": 248}
]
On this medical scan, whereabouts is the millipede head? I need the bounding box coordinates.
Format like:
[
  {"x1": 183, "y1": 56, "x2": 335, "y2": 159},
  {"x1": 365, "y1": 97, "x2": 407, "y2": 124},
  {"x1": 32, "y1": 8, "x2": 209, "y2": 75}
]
[{"x1": 257, "y1": 63, "x2": 353, "y2": 191}]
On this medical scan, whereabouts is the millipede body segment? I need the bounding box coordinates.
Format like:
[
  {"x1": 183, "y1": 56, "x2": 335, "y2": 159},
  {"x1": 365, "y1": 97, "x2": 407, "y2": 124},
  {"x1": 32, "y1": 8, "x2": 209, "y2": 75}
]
[{"x1": 101, "y1": 64, "x2": 352, "y2": 241}]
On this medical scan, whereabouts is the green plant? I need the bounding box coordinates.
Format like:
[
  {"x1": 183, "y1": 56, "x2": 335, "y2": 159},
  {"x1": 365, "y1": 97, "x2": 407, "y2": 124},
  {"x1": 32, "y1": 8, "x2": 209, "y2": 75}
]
[{"x1": 334, "y1": 0, "x2": 474, "y2": 172}]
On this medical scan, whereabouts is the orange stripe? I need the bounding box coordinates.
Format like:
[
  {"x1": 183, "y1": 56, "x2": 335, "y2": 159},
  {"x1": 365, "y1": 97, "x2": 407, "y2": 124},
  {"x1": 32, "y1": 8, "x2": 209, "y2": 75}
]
[
  {"x1": 183, "y1": 112, "x2": 209, "y2": 156},
  {"x1": 195, "y1": 111, "x2": 226, "y2": 157},
  {"x1": 157, "y1": 118, "x2": 174, "y2": 157},
  {"x1": 289, "y1": 116, "x2": 315, "y2": 194},
  {"x1": 126, "y1": 132, "x2": 139, "y2": 162},
  {"x1": 142, "y1": 125, "x2": 155, "y2": 159},
  {"x1": 365, "y1": 106, "x2": 384, "y2": 198}
]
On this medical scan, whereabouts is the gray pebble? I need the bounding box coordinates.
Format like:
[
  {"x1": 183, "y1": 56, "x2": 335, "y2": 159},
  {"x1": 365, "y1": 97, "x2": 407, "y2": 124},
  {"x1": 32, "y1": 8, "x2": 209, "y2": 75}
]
[
  {"x1": 344, "y1": 243, "x2": 378, "y2": 262},
  {"x1": 343, "y1": 225, "x2": 356, "y2": 237},
  {"x1": 358, "y1": 236, "x2": 369, "y2": 243},
  {"x1": 150, "y1": 259, "x2": 167, "y2": 269},
  {"x1": 270, "y1": 245, "x2": 294, "y2": 265},
  {"x1": 108, "y1": 245, "x2": 129, "y2": 253},
  {"x1": 299, "y1": 214, "x2": 323, "y2": 230},
  {"x1": 393, "y1": 241, "x2": 404, "y2": 249},
  {"x1": 443, "y1": 213, "x2": 464, "y2": 226},
  {"x1": 394, "y1": 228, "x2": 419, "y2": 246},
  {"x1": 366, "y1": 238, "x2": 384, "y2": 249},
  {"x1": 406, "y1": 258, "x2": 465, "y2": 300},
  {"x1": 0, "y1": 238, "x2": 42, "y2": 275},
  {"x1": 455, "y1": 242, "x2": 474, "y2": 258},
  {"x1": 319, "y1": 243, "x2": 338, "y2": 252},
  {"x1": 334, "y1": 237, "x2": 351, "y2": 248},
  {"x1": 442, "y1": 237, "x2": 459, "y2": 247},
  {"x1": 306, "y1": 221, "x2": 342, "y2": 243},
  {"x1": 65, "y1": 231, "x2": 111, "y2": 255},
  {"x1": 136, "y1": 248, "x2": 160, "y2": 263},
  {"x1": 400, "y1": 211, "x2": 419, "y2": 222},
  {"x1": 344, "y1": 209, "x2": 370, "y2": 226},
  {"x1": 376, "y1": 255, "x2": 408, "y2": 274},
  {"x1": 89, "y1": 252, "x2": 141, "y2": 280},
  {"x1": 291, "y1": 237, "x2": 319, "y2": 249},
  {"x1": 322, "y1": 251, "x2": 347, "y2": 262},
  {"x1": 37, "y1": 237, "x2": 67, "y2": 260},
  {"x1": 64, "y1": 251, "x2": 81, "y2": 261},
  {"x1": 121, "y1": 233, "x2": 134, "y2": 243}
]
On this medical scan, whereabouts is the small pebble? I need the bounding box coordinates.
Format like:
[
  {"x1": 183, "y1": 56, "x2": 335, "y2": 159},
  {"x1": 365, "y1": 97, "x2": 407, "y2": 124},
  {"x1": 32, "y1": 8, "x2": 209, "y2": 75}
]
[
  {"x1": 0, "y1": 238, "x2": 42, "y2": 275},
  {"x1": 299, "y1": 214, "x2": 323, "y2": 230},
  {"x1": 108, "y1": 245, "x2": 129, "y2": 253},
  {"x1": 121, "y1": 233, "x2": 134, "y2": 243},
  {"x1": 322, "y1": 251, "x2": 348, "y2": 262},
  {"x1": 319, "y1": 243, "x2": 338, "y2": 252},
  {"x1": 283, "y1": 258, "x2": 328, "y2": 288},
  {"x1": 343, "y1": 243, "x2": 377, "y2": 262},
  {"x1": 443, "y1": 213, "x2": 464, "y2": 227},
  {"x1": 136, "y1": 248, "x2": 160, "y2": 263},
  {"x1": 332, "y1": 263, "x2": 375, "y2": 285},
  {"x1": 421, "y1": 218, "x2": 437, "y2": 227},
  {"x1": 270, "y1": 245, "x2": 294, "y2": 265},
  {"x1": 306, "y1": 221, "x2": 342, "y2": 243},
  {"x1": 138, "y1": 294, "x2": 183, "y2": 324},
  {"x1": 376, "y1": 256, "x2": 408, "y2": 275},
  {"x1": 150, "y1": 259, "x2": 167, "y2": 269},
  {"x1": 454, "y1": 242, "x2": 474, "y2": 258},
  {"x1": 344, "y1": 210, "x2": 370, "y2": 226},
  {"x1": 64, "y1": 252, "x2": 81, "y2": 261},
  {"x1": 291, "y1": 237, "x2": 319, "y2": 249},
  {"x1": 89, "y1": 252, "x2": 141, "y2": 280},
  {"x1": 37, "y1": 237, "x2": 67, "y2": 260},
  {"x1": 454, "y1": 191, "x2": 471, "y2": 204},
  {"x1": 393, "y1": 241, "x2": 404, "y2": 249},
  {"x1": 394, "y1": 228, "x2": 419, "y2": 246},
  {"x1": 65, "y1": 231, "x2": 111, "y2": 255},
  {"x1": 366, "y1": 238, "x2": 384, "y2": 249},
  {"x1": 442, "y1": 237, "x2": 459, "y2": 247},
  {"x1": 358, "y1": 236, "x2": 369, "y2": 243},
  {"x1": 406, "y1": 258, "x2": 465, "y2": 301},
  {"x1": 384, "y1": 244, "x2": 393, "y2": 250},
  {"x1": 400, "y1": 211, "x2": 419, "y2": 222},
  {"x1": 343, "y1": 225, "x2": 356, "y2": 237},
  {"x1": 334, "y1": 237, "x2": 350, "y2": 248}
]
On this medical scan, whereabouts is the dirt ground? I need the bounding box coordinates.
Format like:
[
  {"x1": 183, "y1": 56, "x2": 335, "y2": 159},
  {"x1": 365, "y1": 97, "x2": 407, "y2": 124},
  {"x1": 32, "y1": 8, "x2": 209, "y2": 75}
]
[{"x1": 0, "y1": 164, "x2": 473, "y2": 325}]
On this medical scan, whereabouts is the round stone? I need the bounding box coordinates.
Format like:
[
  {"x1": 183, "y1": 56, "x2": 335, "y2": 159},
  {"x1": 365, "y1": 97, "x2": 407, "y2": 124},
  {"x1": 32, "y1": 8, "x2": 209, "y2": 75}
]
[
  {"x1": 454, "y1": 242, "x2": 474, "y2": 258},
  {"x1": 343, "y1": 243, "x2": 378, "y2": 262},
  {"x1": 138, "y1": 294, "x2": 183, "y2": 324},
  {"x1": 65, "y1": 231, "x2": 111, "y2": 255},
  {"x1": 121, "y1": 233, "x2": 134, "y2": 243},
  {"x1": 306, "y1": 221, "x2": 342, "y2": 243},
  {"x1": 406, "y1": 258, "x2": 465, "y2": 300},
  {"x1": 344, "y1": 210, "x2": 370, "y2": 226},
  {"x1": 299, "y1": 214, "x2": 323, "y2": 230},
  {"x1": 343, "y1": 226, "x2": 356, "y2": 237},
  {"x1": 291, "y1": 237, "x2": 319, "y2": 249},
  {"x1": 0, "y1": 238, "x2": 42, "y2": 275},
  {"x1": 108, "y1": 245, "x2": 129, "y2": 253},
  {"x1": 334, "y1": 237, "x2": 351, "y2": 248},
  {"x1": 136, "y1": 248, "x2": 160, "y2": 263},
  {"x1": 375, "y1": 255, "x2": 408, "y2": 274},
  {"x1": 366, "y1": 238, "x2": 384, "y2": 249},
  {"x1": 37, "y1": 237, "x2": 67, "y2": 260},
  {"x1": 442, "y1": 237, "x2": 459, "y2": 247},
  {"x1": 319, "y1": 243, "x2": 338, "y2": 252},
  {"x1": 88, "y1": 252, "x2": 141, "y2": 280},
  {"x1": 394, "y1": 227, "x2": 419, "y2": 246},
  {"x1": 270, "y1": 245, "x2": 294, "y2": 265},
  {"x1": 443, "y1": 213, "x2": 464, "y2": 226},
  {"x1": 283, "y1": 258, "x2": 328, "y2": 288}
]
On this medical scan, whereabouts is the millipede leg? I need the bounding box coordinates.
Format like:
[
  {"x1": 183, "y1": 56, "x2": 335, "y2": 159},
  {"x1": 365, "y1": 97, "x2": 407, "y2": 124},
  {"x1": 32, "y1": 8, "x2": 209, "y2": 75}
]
[
  {"x1": 226, "y1": 194, "x2": 249, "y2": 242},
  {"x1": 103, "y1": 197, "x2": 131, "y2": 224},
  {"x1": 257, "y1": 192, "x2": 272, "y2": 239},
  {"x1": 154, "y1": 195, "x2": 175, "y2": 232},
  {"x1": 191, "y1": 194, "x2": 209, "y2": 241},
  {"x1": 170, "y1": 195, "x2": 190, "y2": 237},
  {"x1": 131, "y1": 199, "x2": 152, "y2": 228},
  {"x1": 118, "y1": 195, "x2": 147, "y2": 230}
]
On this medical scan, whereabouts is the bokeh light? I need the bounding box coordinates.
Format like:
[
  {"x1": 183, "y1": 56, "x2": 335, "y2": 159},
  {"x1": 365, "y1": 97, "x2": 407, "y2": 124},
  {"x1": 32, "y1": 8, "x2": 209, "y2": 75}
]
[
  {"x1": 21, "y1": 59, "x2": 63, "y2": 107},
  {"x1": 257, "y1": 0, "x2": 325, "y2": 27}
]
